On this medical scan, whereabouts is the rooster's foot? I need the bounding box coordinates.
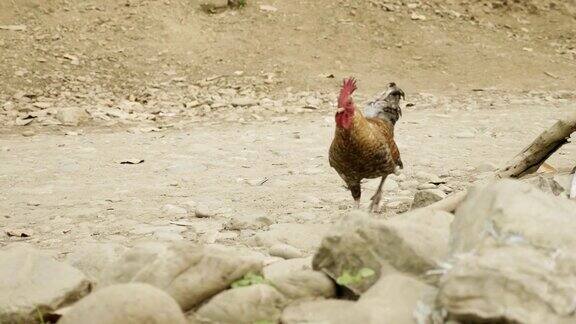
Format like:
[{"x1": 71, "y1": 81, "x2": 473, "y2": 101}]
[{"x1": 369, "y1": 195, "x2": 383, "y2": 213}]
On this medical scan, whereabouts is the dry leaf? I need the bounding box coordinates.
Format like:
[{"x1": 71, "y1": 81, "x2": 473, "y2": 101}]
[{"x1": 119, "y1": 159, "x2": 145, "y2": 165}]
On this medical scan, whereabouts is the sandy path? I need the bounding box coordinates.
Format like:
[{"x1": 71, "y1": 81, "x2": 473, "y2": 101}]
[{"x1": 1, "y1": 104, "x2": 575, "y2": 252}]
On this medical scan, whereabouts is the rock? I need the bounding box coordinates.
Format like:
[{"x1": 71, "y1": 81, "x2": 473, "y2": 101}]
[
  {"x1": 474, "y1": 171, "x2": 493, "y2": 181},
  {"x1": 451, "y1": 179, "x2": 576, "y2": 254},
  {"x1": 225, "y1": 213, "x2": 273, "y2": 231},
  {"x1": 282, "y1": 275, "x2": 437, "y2": 324},
  {"x1": 231, "y1": 97, "x2": 257, "y2": 107},
  {"x1": 438, "y1": 180, "x2": 576, "y2": 323},
  {"x1": 161, "y1": 204, "x2": 188, "y2": 216},
  {"x1": 0, "y1": 24, "x2": 27, "y2": 31},
  {"x1": 57, "y1": 283, "x2": 186, "y2": 324},
  {"x1": 438, "y1": 184, "x2": 453, "y2": 193},
  {"x1": 386, "y1": 201, "x2": 405, "y2": 209},
  {"x1": 352, "y1": 273, "x2": 437, "y2": 324},
  {"x1": 193, "y1": 203, "x2": 214, "y2": 218},
  {"x1": 181, "y1": 200, "x2": 198, "y2": 213},
  {"x1": 523, "y1": 174, "x2": 566, "y2": 196},
  {"x1": 194, "y1": 285, "x2": 287, "y2": 324},
  {"x1": 553, "y1": 173, "x2": 574, "y2": 195},
  {"x1": 288, "y1": 211, "x2": 316, "y2": 223},
  {"x1": 438, "y1": 245, "x2": 576, "y2": 324},
  {"x1": 101, "y1": 242, "x2": 168, "y2": 284},
  {"x1": 263, "y1": 257, "x2": 313, "y2": 278},
  {"x1": 200, "y1": 0, "x2": 228, "y2": 9},
  {"x1": 252, "y1": 223, "x2": 328, "y2": 252},
  {"x1": 22, "y1": 130, "x2": 36, "y2": 137},
  {"x1": 15, "y1": 117, "x2": 33, "y2": 126},
  {"x1": 5, "y1": 228, "x2": 33, "y2": 237},
  {"x1": 383, "y1": 178, "x2": 399, "y2": 191},
  {"x1": 130, "y1": 224, "x2": 186, "y2": 241},
  {"x1": 56, "y1": 107, "x2": 89, "y2": 126},
  {"x1": 65, "y1": 242, "x2": 128, "y2": 285},
  {"x1": 33, "y1": 102, "x2": 52, "y2": 109},
  {"x1": 410, "y1": 13, "x2": 427, "y2": 20},
  {"x1": 411, "y1": 189, "x2": 446, "y2": 209},
  {"x1": 102, "y1": 242, "x2": 263, "y2": 311},
  {"x1": 475, "y1": 162, "x2": 497, "y2": 172},
  {"x1": 414, "y1": 171, "x2": 443, "y2": 184},
  {"x1": 263, "y1": 259, "x2": 335, "y2": 300},
  {"x1": 260, "y1": 5, "x2": 278, "y2": 12},
  {"x1": 269, "y1": 243, "x2": 303, "y2": 259},
  {"x1": 313, "y1": 209, "x2": 453, "y2": 294},
  {"x1": 416, "y1": 183, "x2": 437, "y2": 190},
  {"x1": 449, "y1": 169, "x2": 466, "y2": 177},
  {"x1": 400, "y1": 180, "x2": 419, "y2": 190},
  {"x1": 386, "y1": 173, "x2": 406, "y2": 182},
  {"x1": 281, "y1": 300, "x2": 356, "y2": 324},
  {"x1": 0, "y1": 244, "x2": 91, "y2": 323}
]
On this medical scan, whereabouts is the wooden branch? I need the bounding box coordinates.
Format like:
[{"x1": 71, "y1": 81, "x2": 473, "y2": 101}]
[
  {"x1": 496, "y1": 115, "x2": 576, "y2": 179},
  {"x1": 427, "y1": 190, "x2": 469, "y2": 212},
  {"x1": 427, "y1": 113, "x2": 576, "y2": 212}
]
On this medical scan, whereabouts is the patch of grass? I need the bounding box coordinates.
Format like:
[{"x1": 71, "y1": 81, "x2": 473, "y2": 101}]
[
  {"x1": 231, "y1": 272, "x2": 267, "y2": 288},
  {"x1": 336, "y1": 267, "x2": 376, "y2": 286}
]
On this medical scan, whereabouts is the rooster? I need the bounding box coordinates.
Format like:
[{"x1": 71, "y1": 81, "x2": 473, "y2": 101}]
[{"x1": 329, "y1": 78, "x2": 404, "y2": 212}]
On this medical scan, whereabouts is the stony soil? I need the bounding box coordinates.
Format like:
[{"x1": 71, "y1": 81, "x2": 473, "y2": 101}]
[{"x1": 1, "y1": 0, "x2": 576, "y2": 254}]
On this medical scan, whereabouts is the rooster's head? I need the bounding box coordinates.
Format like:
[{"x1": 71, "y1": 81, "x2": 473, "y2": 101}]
[{"x1": 336, "y1": 78, "x2": 357, "y2": 129}]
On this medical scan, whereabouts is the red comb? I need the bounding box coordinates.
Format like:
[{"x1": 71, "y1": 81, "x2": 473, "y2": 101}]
[{"x1": 338, "y1": 77, "x2": 357, "y2": 107}]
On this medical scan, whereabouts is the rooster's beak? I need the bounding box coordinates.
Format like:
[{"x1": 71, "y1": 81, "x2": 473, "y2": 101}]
[{"x1": 336, "y1": 107, "x2": 345, "y2": 113}]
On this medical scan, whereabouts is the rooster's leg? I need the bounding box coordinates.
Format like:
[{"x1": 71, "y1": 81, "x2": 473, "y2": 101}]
[
  {"x1": 350, "y1": 182, "x2": 361, "y2": 209},
  {"x1": 369, "y1": 176, "x2": 387, "y2": 213}
]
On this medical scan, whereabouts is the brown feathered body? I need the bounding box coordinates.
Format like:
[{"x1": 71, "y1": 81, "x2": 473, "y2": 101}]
[{"x1": 329, "y1": 80, "x2": 403, "y2": 203}]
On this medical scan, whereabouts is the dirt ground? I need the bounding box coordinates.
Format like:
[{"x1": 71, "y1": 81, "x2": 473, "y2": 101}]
[{"x1": 1, "y1": 0, "x2": 576, "y2": 253}]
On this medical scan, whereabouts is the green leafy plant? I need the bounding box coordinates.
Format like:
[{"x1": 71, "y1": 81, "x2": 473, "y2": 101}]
[
  {"x1": 37, "y1": 308, "x2": 45, "y2": 324},
  {"x1": 231, "y1": 272, "x2": 267, "y2": 288},
  {"x1": 336, "y1": 267, "x2": 376, "y2": 286},
  {"x1": 228, "y1": 0, "x2": 247, "y2": 8},
  {"x1": 253, "y1": 320, "x2": 274, "y2": 324}
]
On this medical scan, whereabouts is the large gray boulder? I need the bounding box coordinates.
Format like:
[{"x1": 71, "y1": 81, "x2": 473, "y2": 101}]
[
  {"x1": 263, "y1": 258, "x2": 335, "y2": 300},
  {"x1": 281, "y1": 274, "x2": 436, "y2": 324},
  {"x1": 313, "y1": 209, "x2": 453, "y2": 293},
  {"x1": 451, "y1": 179, "x2": 576, "y2": 254},
  {"x1": 281, "y1": 299, "x2": 357, "y2": 324},
  {"x1": 0, "y1": 244, "x2": 91, "y2": 324},
  {"x1": 352, "y1": 273, "x2": 437, "y2": 324},
  {"x1": 438, "y1": 180, "x2": 576, "y2": 323},
  {"x1": 524, "y1": 174, "x2": 566, "y2": 196},
  {"x1": 438, "y1": 245, "x2": 576, "y2": 324},
  {"x1": 193, "y1": 284, "x2": 287, "y2": 324},
  {"x1": 65, "y1": 242, "x2": 128, "y2": 285},
  {"x1": 411, "y1": 189, "x2": 446, "y2": 209},
  {"x1": 57, "y1": 283, "x2": 187, "y2": 324},
  {"x1": 101, "y1": 242, "x2": 263, "y2": 311}
]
